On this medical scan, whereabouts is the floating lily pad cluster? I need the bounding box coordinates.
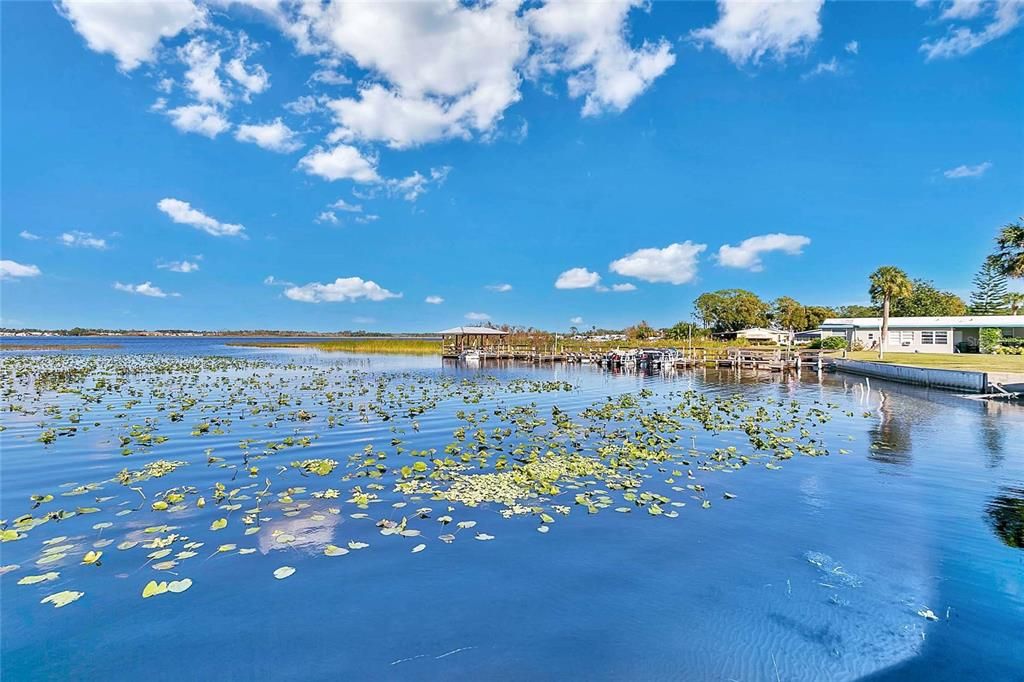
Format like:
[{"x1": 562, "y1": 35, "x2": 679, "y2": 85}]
[{"x1": 0, "y1": 353, "x2": 861, "y2": 610}]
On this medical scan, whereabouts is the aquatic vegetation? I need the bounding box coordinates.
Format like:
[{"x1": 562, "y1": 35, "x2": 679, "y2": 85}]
[{"x1": 0, "y1": 352, "x2": 857, "y2": 612}]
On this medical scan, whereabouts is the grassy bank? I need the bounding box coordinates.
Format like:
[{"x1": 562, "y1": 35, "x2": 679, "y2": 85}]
[
  {"x1": 845, "y1": 351, "x2": 1024, "y2": 373},
  {"x1": 228, "y1": 338, "x2": 441, "y2": 355}
]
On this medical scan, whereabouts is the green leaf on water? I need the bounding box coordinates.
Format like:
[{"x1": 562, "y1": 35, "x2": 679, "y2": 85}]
[
  {"x1": 273, "y1": 566, "x2": 295, "y2": 580},
  {"x1": 41, "y1": 590, "x2": 84, "y2": 608}
]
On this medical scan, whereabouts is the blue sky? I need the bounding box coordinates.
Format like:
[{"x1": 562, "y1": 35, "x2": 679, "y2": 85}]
[{"x1": 2, "y1": 0, "x2": 1022, "y2": 332}]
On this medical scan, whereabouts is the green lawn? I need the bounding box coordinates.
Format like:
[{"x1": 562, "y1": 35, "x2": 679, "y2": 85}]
[{"x1": 845, "y1": 351, "x2": 1024, "y2": 373}]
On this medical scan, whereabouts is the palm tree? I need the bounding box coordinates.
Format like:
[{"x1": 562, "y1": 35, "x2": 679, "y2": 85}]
[
  {"x1": 1006, "y1": 292, "x2": 1024, "y2": 315},
  {"x1": 869, "y1": 266, "x2": 913, "y2": 359},
  {"x1": 991, "y1": 220, "x2": 1024, "y2": 278}
]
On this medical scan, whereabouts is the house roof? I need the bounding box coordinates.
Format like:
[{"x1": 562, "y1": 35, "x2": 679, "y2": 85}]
[
  {"x1": 821, "y1": 315, "x2": 1024, "y2": 329},
  {"x1": 737, "y1": 327, "x2": 788, "y2": 335},
  {"x1": 436, "y1": 326, "x2": 508, "y2": 335}
]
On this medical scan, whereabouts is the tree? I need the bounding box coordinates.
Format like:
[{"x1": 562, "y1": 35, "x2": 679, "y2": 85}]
[
  {"x1": 836, "y1": 304, "x2": 879, "y2": 318},
  {"x1": 804, "y1": 305, "x2": 835, "y2": 329},
  {"x1": 693, "y1": 289, "x2": 770, "y2": 332},
  {"x1": 892, "y1": 279, "x2": 967, "y2": 317},
  {"x1": 663, "y1": 321, "x2": 705, "y2": 341},
  {"x1": 869, "y1": 266, "x2": 913, "y2": 359},
  {"x1": 1006, "y1": 292, "x2": 1024, "y2": 315},
  {"x1": 626, "y1": 320, "x2": 655, "y2": 340},
  {"x1": 771, "y1": 296, "x2": 808, "y2": 331},
  {"x1": 991, "y1": 219, "x2": 1024, "y2": 278},
  {"x1": 969, "y1": 258, "x2": 1009, "y2": 314}
]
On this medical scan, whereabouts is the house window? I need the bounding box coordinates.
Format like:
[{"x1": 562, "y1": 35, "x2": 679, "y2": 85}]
[
  {"x1": 922, "y1": 331, "x2": 949, "y2": 345},
  {"x1": 888, "y1": 330, "x2": 913, "y2": 345}
]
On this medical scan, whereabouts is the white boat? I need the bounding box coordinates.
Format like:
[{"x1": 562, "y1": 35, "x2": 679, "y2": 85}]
[{"x1": 460, "y1": 350, "x2": 481, "y2": 362}]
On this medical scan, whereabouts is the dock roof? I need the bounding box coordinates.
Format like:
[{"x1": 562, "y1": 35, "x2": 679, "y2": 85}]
[{"x1": 436, "y1": 326, "x2": 508, "y2": 335}]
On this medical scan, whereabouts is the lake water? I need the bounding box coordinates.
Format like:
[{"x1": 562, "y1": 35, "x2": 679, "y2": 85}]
[{"x1": 1, "y1": 338, "x2": 1022, "y2": 681}]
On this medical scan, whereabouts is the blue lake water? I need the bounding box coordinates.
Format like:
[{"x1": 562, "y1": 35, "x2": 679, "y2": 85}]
[{"x1": 1, "y1": 337, "x2": 1022, "y2": 681}]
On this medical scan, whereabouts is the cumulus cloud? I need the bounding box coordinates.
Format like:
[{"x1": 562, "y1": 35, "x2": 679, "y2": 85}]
[
  {"x1": 158, "y1": 259, "x2": 201, "y2": 273},
  {"x1": 845, "y1": 40, "x2": 859, "y2": 54},
  {"x1": 465, "y1": 312, "x2": 491, "y2": 321},
  {"x1": 921, "y1": 0, "x2": 1022, "y2": 59},
  {"x1": 555, "y1": 267, "x2": 601, "y2": 289},
  {"x1": 58, "y1": 0, "x2": 204, "y2": 71},
  {"x1": 610, "y1": 241, "x2": 707, "y2": 284},
  {"x1": 178, "y1": 37, "x2": 228, "y2": 104},
  {"x1": 60, "y1": 231, "x2": 108, "y2": 249},
  {"x1": 114, "y1": 281, "x2": 179, "y2": 298},
  {"x1": 235, "y1": 118, "x2": 302, "y2": 153},
  {"x1": 330, "y1": 198, "x2": 363, "y2": 213},
  {"x1": 717, "y1": 233, "x2": 811, "y2": 271},
  {"x1": 570, "y1": 316, "x2": 584, "y2": 324},
  {"x1": 315, "y1": 211, "x2": 339, "y2": 225},
  {"x1": 611, "y1": 282, "x2": 637, "y2": 292},
  {"x1": 0, "y1": 259, "x2": 41, "y2": 279},
  {"x1": 226, "y1": 55, "x2": 270, "y2": 98},
  {"x1": 943, "y1": 161, "x2": 992, "y2": 178},
  {"x1": 528, "y1": 0, "x2": 676, "y2": 116},
  {"x1": 19, "y1": 230, "x2": 40, "y2": 240},
  {"x1": 283, "y1": 277, "x2": 401, "y2": 303},
  {"x1": 298, "y1": 145, "x2": 380, "y2": 183},
  {"x1": 157, "y1": 198, "x2": 245, "y2": 237},
  {"x1": 425, "y1": 295, "x2": 444, "y2": 304},
  {"x1": 166, "y1": 103, "x2": 230, "y2": 138},
  {"x1": 487, "y1": 283, "x2": 513, "y2": 292},
  {"x1": 387, "y1": 167, "x2": 451, "y2": 201},
  {"x1": 691, "y1": 0, "x2": 824, "y2": 66}
]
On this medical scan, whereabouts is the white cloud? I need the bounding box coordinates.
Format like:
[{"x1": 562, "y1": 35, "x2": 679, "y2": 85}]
[
  {"x1": 19, "y1": 230, "x2": 40, "y2": 241},
  {"x1": 166, "y1": 103, "x2": 230, "y2": 138},
  {"x1": 528, "y1": 0, "x2": 676, "y2": 116},
  {"x1": 487, "y1": 283, "x2": 513, "y2": 292},
  {"x1": 570, "y1": 316, "x2": 584, "y2": 324},
  {"x1": 284, "y1": 277, "x2": 401, "y2": 303},
  {"x1": 158, "y1": 259, "x2": 200, "y2": 273},
  {"x1": 465, "y1": 312, "x2": 491, "y2": 321},
  {"x1": 845, "y1": 40, "x2": 860, "y2": 54},
  {"x1": 263, "y1": 275, "x2": 294, "y2": 287},
  {"x1": 691, "y1": 0, "x2": 824, "y2": 66},
  {"x1": 114, "y1": 281, "x2": 179, "y2": 298},
  {"x1": 60, "y1": 231, "x2": 108, "y2": 249},
  {"x1": 285, "y1": 95, "x2": 323, "y2": 115},
  {"x1": 157, "y1": 198, "x2": 245, "y2": 237},
  {"x1": 235, "y1": 118, "x2": 302, "y2": 153},
  {"x1": 0, "y1": 260, "x2": 41, "y2": 279},
  {"x1": 354, "y1": 214, "x2": 379, "y2": 224},
  {"x1": 179, "y1": 37, "x2": 228, "y2": 105},
  {"x1": 717, "y1": 233, "x2": 811, "y2": 271},
  {"x1": 611, "y1": 282, "x2": 637, "y2": 292},
  {"x1": 425, "y1": 295, "x2": 444, "y2": 304},
  {"x1": 58, "y1": 0, "x2": 204, "y2": 71},
  {"x1": 330, "y1": 198, "x2": 363, "y2": 213},
  {"x1": 802, "y1": 57, "x2": 839, "y2": 79},
  {"x1": 609, "y1": 241, "x2": 707, "y2": 284},
  {"x1": 943, "y1": 161, "x2": 993, "y2": 178},
  {"x1": 387, "y1": 166, "x2": 451, "y2": 201},
  {"x1": 315, "y1": 2, "x2": 527, "y2": 147},
  {"x1": 316, "y1": 211, "x2": 339, "y2": 225},
  {"x1": 297, "y1": 145, "x2": 380, "y2": 183},
  {"x1": 555, "y1": 267, "x2": 601, "y2": 289},
  {"x1": 226, "y1": 57, "x2": 269, "y2": 98},
  {"x1": 921, "y1": 0, "x2": 1023, "y2": 59}
]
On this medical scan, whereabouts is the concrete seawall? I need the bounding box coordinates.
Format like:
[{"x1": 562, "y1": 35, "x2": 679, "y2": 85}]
[{"x1": 834, "y1": 359, "x2": 988, "y2": 392}]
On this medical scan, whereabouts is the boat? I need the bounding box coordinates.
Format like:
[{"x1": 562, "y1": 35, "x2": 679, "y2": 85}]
[{"x1": 460, "y1": 350, "x2": 481, "y2": 363}]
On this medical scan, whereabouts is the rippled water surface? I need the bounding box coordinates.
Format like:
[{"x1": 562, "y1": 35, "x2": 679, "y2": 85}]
[{"x1": 1, "y1": 338, "x2": 1022, "y2": 681}]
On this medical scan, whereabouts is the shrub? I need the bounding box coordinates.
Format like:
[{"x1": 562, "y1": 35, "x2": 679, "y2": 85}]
[
  {"x1": 851, "y1": 339, "x2": 865, "y2": 351},
  {"x1": 817, "y1": 335, "x2": 847, "y2": 350},
  {"x1": 979, "y1": 328, "x2": 1003, "y2": 354}
]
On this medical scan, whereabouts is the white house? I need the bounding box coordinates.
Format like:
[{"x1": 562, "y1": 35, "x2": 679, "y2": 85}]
[
  {"x1": 818, "y1": 315, "x2": 1024, "y2": 353},
  {"x1": 725, "y1": 327, "x2": 792, "y2": 344}
]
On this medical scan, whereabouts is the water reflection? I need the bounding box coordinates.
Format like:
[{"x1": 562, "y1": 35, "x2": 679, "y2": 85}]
[
  {"x1": 986, "y1": 487, "x2": 1024, "y2": 549},
  {"x1": 868, "y1": 391, "x2": 914, "y2": 466}
]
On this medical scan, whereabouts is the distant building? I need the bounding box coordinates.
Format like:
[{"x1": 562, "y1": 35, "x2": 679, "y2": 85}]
[
  {"x1": 721, "y1": 327, "x2": 791, "y2": 344},
  {"x1": 819, "y1": 315, "x2": 1024, "y2": 353}
]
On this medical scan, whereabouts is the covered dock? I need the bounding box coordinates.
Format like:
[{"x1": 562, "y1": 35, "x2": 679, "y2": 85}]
[{"x1": 438, "y1": 326, "x2": 509, "y2": 358}]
